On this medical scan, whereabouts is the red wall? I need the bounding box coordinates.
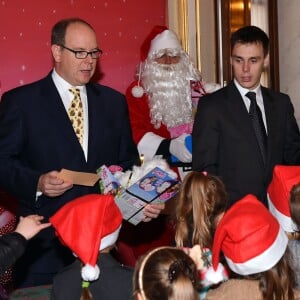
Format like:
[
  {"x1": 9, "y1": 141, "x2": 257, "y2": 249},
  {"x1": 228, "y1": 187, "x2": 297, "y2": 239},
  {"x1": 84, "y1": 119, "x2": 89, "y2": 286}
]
[{"x1": 0, "y1": 0, "x2": 166, "y2": 95}]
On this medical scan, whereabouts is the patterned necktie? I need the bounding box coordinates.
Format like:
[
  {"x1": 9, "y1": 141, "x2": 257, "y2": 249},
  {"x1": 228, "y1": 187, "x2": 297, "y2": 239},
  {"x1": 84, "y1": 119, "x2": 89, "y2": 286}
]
[
  {"x1": 68, "y1": 87, "x2": 84, "y2": 145},
  {"x1": 246, "y1": 91, "x2": 268, "y2": 165}
]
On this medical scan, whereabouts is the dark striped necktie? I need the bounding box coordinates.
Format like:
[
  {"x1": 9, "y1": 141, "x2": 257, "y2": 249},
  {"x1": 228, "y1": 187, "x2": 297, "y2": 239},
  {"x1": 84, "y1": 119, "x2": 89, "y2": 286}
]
[{"x1": 246, "y1": 91, "x2": 267, "y2": 165}]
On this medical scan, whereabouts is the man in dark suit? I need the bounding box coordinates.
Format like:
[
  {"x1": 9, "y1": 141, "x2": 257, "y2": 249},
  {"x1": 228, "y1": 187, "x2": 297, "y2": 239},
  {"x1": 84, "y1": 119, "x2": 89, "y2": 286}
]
[
  {"x1": 192, "y1": 25, "x2": 300, "y2": 208},
  {"x1": 0, "y1": 18, "x2": 163, "y2": 288}
]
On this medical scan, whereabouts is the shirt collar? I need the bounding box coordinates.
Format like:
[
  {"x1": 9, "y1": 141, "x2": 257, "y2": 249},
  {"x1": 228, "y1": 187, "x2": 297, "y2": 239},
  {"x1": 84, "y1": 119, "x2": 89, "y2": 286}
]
[
  {"x1": 233, "y1": 78, "x2": 261, "y2": 97},
  {"x1": 52, "y1": 69, "x2": 86, "y2": 96}
]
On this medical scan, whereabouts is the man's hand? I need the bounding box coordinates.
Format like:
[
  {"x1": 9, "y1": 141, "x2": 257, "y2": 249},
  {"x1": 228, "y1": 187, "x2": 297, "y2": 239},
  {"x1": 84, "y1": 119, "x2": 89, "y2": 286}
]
[
  {"x1": 170, "y1": 133, "x2": 192, "y2": 163},
  {"x1": 38, "y1": 171, "x2": 73, "y2": 197},
  {"x1": 142, "y1": 203, "x2": 165, "y2": 222}
]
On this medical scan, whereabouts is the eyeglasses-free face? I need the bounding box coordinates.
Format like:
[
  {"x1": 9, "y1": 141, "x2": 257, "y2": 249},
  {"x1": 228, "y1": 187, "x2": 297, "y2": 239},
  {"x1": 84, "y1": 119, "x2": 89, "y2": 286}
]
[{"x1": 59, "y1": 44, "x2": 103, "y2": 59}]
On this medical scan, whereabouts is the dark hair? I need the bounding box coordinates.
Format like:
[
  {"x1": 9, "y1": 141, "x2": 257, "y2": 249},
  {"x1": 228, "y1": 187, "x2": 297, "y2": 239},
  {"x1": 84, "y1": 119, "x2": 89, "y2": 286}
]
[
  {"x1": 51, "y1": 18, "x2": 94, "y2": 45},
  {"x1": 230, "y1": 25, "x2": 269, "y2": 57},
  {"x1": 175, "y1": 171, "x2": 228, "y2": 249},
  {"x1": 261, "y1": 251, "x2": 295, "y2": 300},
  {"x1": 290, "y1": 183, "x2": 300, "y2": 228},
  {"x1": 240, "y1": 249, "x2": 295, "y2": 300},
  {"x1": 133, "y1": 247, "x2": 200, "y2": 300}
]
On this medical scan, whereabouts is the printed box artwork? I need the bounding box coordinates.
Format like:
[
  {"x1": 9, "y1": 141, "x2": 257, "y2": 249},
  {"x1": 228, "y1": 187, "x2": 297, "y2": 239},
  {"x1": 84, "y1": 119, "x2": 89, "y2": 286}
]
[
  {"x1": 97, "y1": 165, "x2": 121, "y2": 195},
  {"x1": 115, "y1": 167, "x2": 180, "y2": 225}
]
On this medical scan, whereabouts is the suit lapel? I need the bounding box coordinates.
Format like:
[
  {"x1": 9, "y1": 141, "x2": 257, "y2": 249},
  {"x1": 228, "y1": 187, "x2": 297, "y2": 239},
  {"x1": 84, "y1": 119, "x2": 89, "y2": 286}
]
[
  {"x1": 261, "y1": 87, "x2": 276, "y2": 167},
  {"x1": 86, "y1": 83, "x2": 106, "y2": 166},
  {"x1": 226, "y1": 82, "x2": 257, "y2": 138}
]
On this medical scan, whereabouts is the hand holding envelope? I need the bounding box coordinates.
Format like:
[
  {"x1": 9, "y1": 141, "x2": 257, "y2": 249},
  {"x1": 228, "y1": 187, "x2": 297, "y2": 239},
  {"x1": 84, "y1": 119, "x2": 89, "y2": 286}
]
[{"x1": 57, "y1": 169, "x2": 100, "y2": 186}]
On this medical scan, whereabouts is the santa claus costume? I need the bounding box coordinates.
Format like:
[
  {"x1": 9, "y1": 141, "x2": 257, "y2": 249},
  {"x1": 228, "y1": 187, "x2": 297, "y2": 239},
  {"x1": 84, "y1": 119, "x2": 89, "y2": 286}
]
[
  {"x1": 206, "y1": 194, "x2": 300, "y2": 300},
  {"x1": 126, "y1": 25, "x2": 209, "y2": 180},
  {"x1": 118, "y1": 26, "x2": 206, "y2": 266}
]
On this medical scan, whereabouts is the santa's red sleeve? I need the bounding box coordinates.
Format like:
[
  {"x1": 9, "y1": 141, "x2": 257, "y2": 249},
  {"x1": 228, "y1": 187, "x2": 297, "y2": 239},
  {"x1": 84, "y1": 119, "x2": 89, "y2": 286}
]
[{"x1": 126, "y1": 81, "x2": 171, "y2": 160}]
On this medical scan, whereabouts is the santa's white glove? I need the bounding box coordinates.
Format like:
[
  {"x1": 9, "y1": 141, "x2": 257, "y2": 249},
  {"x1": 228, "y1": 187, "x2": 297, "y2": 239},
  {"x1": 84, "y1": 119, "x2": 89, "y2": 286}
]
[{"x1": 170, "y1": 133, "x2": 192, "y2": 163}]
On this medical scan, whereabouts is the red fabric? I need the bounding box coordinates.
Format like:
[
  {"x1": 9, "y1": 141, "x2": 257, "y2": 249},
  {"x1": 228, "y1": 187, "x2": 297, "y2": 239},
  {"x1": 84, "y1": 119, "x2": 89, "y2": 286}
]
[
  {"x1": 267, "y1": 165, "x2": 300, "y2": 216},
  {"x1": 126, "y1": 80, "x2": 171, "y2": 144},
  {"x1": 212, "y1": 195, "x2": 280, "y2": 270},
  {"x1": 50, "y1": 194, "x2": 122, "y2": 267}
]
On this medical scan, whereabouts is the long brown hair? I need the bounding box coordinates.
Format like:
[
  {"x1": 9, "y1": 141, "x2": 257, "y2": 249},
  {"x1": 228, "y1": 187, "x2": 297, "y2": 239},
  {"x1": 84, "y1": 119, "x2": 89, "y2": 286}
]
[
  {"x1": 133, "y1": 247, "x2": 200, "y2": 300},
  {"x1": 175, "y1": 171, "x2": 228, "y2": 249},
  {"x1": 241, "y1": 249, "x2": 295, "y2": 300}
]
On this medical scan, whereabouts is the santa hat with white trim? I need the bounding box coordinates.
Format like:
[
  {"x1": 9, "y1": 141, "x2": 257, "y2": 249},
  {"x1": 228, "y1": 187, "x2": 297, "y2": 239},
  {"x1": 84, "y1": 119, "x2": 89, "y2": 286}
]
[
  {"x1": 212, "y1": 194, "x2": 288, "y2": 276},
  {"x1": 50, "y1": 194, "x2": 122, "y2": 282},
  {"x1": 140, "y1": 25, "x2": 168, "y2": 61},
  {"x1": 131, "y1": 25, "x2": 182, "y2": 98},
  {"x1": 148, "y1": 29, "x2": 182, "y2": 58},
  {"x1": 267, "y1": 165, "x2": 300, "y2": 232}
]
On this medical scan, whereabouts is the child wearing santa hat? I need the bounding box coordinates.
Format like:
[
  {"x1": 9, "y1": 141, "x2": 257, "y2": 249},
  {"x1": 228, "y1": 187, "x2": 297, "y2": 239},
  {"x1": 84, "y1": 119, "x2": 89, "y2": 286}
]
[
  {"x1": 50, "y1": 194, "x2": 133, "y2": 300},
  {"x1": 206, "y1": 194, "x2": 300, "y2": 300},
  {"x1": 267, "y1": 165, "x2": 300, "y2": 289},
  {"x1": 267, "y1": 165, "x2": 300, "y2": 234}
]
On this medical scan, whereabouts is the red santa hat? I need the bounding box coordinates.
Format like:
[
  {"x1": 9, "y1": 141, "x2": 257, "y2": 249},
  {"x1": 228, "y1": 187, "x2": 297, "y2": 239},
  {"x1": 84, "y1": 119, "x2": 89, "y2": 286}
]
[
  {"x1": 140, "y1": 25, "x2": 168, "y2": 61},
  {"x1": 148, "y1": 29, "x2": 182, "y2": 56},
  {"x1": 267, "y1": 165, "x2": 300, "y2": 232},
  {"x1": 132, "y1": 25, "x2": 182, "y2": 98},
  {"x1": 50, "y1": 194, "x2": 122, "y2": 282},
  {"x1": 212, "y1": 194, "x2": 288, "y2": 276},
  {"x1": 131, "y1": 25, "x2": 168, "y2": 98}
]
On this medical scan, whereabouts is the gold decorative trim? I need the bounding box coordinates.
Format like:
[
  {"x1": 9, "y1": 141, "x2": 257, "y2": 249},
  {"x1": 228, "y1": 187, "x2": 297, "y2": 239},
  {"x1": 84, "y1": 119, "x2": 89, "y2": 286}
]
[
  {"x1": 169, "y1": 0, "x2": 202, "y2": 70},
  {"x1": 177, "y1": 0, "x2": 189, "y2": 53},
  {"x1": 195, "y1": 0, "x2": 201, "y2": 70}
]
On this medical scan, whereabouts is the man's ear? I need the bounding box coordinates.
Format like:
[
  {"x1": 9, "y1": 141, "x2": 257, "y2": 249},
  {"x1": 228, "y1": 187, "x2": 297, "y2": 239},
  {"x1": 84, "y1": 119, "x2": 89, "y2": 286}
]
[
  {"x1": 263, "y1": 53, "x2": 270, "y2": 68},
  {"x1": 51, "y1": 44, "x2": 62, "y2": 63}
]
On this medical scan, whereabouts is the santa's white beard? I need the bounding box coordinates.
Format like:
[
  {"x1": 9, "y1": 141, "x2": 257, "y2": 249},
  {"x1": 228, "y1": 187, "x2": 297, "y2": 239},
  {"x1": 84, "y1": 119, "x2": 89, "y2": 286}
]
[{"x1": 141, "y1": 57, "x2": 199, "y2": 129}]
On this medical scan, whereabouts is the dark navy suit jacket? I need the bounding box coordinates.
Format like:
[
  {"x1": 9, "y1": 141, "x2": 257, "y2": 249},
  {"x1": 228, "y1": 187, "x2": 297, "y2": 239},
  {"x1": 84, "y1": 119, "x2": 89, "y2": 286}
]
[
  {"x1": 0, "y1": 72, "x2": 138, "y2": 283},
  {"x1": 51, "y1": 253, "x2": 133, "y2": 300},
  {"x1": 192, "y1": 81, "x2": 300, "y2": 207}
]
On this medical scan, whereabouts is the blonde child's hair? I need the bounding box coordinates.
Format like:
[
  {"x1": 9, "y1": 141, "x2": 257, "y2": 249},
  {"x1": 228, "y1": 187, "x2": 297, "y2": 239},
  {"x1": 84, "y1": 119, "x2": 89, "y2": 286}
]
[{"x1": 175, "y1": 171, "x2": 228, "y2": 249}]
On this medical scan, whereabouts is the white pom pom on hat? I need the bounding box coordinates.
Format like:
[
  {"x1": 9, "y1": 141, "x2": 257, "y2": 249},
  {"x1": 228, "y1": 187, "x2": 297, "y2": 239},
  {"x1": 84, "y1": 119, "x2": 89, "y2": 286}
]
[
  {"x1": 50, "y1": 194, "x2": 123, "y2": 282},
  {"x1": 131, "y1": 85, "x2": 144, "y2": 98},
  {"x1": 81, "y1": 264, "x2": 100, "y2": 281}
]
